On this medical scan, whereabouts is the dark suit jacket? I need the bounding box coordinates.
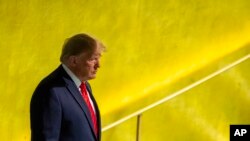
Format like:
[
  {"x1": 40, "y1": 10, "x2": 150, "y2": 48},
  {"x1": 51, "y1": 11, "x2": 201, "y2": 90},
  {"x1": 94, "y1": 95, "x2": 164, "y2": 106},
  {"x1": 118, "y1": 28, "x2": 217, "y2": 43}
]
[{"x1": 30, "y1": 65, "x2": 101, "y2": 141}]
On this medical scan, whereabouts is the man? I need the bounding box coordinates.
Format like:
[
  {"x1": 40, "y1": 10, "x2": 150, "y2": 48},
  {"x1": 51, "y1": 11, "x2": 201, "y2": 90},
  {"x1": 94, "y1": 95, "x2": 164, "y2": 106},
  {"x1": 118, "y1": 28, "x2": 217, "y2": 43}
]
[{"x1": 30, "y1": 33, "x2": 105, "y2": 141}]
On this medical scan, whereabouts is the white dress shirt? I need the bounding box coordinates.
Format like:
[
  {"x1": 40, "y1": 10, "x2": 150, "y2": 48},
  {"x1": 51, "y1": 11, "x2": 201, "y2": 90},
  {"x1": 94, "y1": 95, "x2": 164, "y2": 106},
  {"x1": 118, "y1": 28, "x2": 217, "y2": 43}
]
[{"x1": 62, "y1": 64, "x2": 96, "y2": 114}]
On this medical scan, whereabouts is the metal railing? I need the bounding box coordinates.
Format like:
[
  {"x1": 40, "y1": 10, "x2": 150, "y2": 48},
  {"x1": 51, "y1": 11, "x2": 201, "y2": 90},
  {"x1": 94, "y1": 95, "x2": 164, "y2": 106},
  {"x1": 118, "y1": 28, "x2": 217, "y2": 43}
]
[{"x1": 102, "y1": 53, "x2": 250, "y2": 141}]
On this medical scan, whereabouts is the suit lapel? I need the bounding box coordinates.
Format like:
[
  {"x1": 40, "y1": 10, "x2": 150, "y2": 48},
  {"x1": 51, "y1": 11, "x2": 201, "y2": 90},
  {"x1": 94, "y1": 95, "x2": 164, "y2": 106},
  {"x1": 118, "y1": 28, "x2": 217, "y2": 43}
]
[
  {"x1": 86, "y1": 83, "x2": 101, "y2": 140},
  {"x1": 62, "y1": 71, "x2": 97, "y2": 140}
]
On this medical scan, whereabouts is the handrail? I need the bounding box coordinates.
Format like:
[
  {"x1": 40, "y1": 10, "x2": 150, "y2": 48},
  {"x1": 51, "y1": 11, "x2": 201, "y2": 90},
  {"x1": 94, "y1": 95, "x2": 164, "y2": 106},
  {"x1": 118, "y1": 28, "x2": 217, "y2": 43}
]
[{"x1": 102, "y1": 53, "x2": 250, "y2": 132}]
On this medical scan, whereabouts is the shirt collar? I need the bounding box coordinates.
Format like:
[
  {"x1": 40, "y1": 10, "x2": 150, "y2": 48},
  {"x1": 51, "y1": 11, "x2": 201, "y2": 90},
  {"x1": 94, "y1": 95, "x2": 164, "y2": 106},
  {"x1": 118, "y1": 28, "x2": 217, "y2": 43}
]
[{"x1": 62, "y1": 64, "x2": 82, "y2": 88}]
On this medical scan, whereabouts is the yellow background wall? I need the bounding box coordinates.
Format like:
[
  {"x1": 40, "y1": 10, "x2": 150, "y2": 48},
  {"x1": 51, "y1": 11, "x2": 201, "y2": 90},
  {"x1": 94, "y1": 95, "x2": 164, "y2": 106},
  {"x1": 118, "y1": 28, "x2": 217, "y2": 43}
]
[{"x1": 0, "y1": 0, "x2": 250, "y2": 140}]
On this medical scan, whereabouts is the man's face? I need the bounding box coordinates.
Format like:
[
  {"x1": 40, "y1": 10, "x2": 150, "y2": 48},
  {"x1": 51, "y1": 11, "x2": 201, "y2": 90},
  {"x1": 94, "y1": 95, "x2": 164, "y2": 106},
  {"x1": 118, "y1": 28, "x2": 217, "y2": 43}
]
[{"x1": 72, "y1": 47, "x2": 101, "y2": 81}]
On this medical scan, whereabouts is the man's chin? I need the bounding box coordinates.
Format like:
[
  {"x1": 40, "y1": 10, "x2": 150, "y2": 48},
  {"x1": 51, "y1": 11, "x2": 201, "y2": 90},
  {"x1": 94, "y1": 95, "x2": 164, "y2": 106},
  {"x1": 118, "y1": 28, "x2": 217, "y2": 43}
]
[{"x1": 88, "y1": 75, "x2": 96, "y2": 80}]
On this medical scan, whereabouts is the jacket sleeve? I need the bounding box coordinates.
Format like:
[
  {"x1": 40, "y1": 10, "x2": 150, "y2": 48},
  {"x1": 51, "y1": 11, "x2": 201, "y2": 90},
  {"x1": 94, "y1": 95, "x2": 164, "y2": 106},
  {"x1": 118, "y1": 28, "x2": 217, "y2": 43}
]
[{"x1": 30, "y1": 87, "x2": 62, "y2": 141}]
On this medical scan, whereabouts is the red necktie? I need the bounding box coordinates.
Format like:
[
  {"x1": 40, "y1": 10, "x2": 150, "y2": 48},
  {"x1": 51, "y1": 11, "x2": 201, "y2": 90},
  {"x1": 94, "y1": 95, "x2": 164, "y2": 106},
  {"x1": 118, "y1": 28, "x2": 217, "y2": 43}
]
[{"x1": 80, "y1": 82, "x2": 98, "y2": 136}]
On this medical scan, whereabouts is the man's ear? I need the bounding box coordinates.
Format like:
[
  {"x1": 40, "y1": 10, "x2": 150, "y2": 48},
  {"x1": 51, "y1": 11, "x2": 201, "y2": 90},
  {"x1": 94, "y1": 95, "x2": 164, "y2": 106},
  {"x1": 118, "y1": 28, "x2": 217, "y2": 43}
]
[{"x1": 68, "y1": 56, "x2": 77, "y2": 67}]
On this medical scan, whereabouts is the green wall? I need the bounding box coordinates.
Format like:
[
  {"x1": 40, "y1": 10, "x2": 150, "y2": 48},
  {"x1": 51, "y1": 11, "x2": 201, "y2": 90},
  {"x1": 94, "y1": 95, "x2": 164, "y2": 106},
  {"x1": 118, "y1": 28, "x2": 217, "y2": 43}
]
[{"x1": 0, "y1": 0, "x2": 250, "y2": 140}]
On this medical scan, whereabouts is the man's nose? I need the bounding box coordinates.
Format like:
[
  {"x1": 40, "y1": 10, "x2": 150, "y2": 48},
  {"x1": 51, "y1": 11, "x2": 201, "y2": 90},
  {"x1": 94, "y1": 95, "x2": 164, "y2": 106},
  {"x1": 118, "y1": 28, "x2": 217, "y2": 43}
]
[{"x1": 95, "y1": 61, "x2": 100, "y2": 68}]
